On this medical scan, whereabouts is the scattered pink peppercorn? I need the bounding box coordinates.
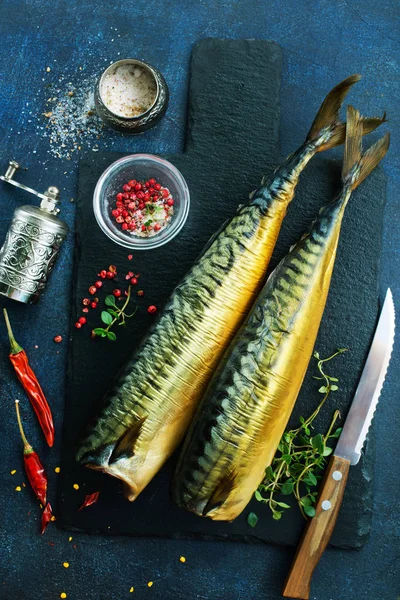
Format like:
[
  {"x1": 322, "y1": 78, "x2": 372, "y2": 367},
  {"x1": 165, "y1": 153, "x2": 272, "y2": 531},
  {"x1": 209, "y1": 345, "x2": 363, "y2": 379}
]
[
  {"x1": 78, "y1": 317, "x2": 87, "y2": 325},
  {"x1": 91, "y1": 302, "x2": 97, "y2": 309},
  {"x1": 95, "y1": 281, "x2": 103, "y2": 289},
  {"x1": 82, "y1": 308, "x2": 89, "y2": 313},
  {"x1": 75, "y1": 322, "x2": 82, "y2": 329},
  {"x1": 53, "y1": 335, "x2": 62, "y2": 343},
  {"x1": 98, "y1": 270, "x2": 107, "y2": 279},
  {"x1": 106, "y1": 271, "x2": 115, "y2": 279},
  {"x1": 137, "y1": 290, "x2": 144, "y2": 297},
  {"x1": 88, "y1": 286, "x2": 97, "y2": 295},
  {"x1": 113, "y1": 289, "x2": 122, "y2": 298},
  {"x1": 148, "y1": 305, "x2": 157, "y2": 314},
  {"x1": 130, "y1": 277, "x2": 138, "y2": 285},
  {"x1": 82, "y1": 298, "x2": 90, "y2": 306},
  {"x1": 128, "y1": 255, "x2": 133, "y2": 260}
]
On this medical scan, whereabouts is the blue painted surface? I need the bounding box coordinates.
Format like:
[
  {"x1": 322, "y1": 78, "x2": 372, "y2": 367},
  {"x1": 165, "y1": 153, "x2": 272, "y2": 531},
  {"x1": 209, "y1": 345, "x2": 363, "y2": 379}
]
[{"x1": 0, "y1": 1, "x2": 398, "y2": 599}]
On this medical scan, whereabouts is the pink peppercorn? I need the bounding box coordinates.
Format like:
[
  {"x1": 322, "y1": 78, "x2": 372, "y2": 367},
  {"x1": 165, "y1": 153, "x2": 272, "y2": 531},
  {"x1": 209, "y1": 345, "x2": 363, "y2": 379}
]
[{"x1": 148, "y1": 305, "x2": 157, "y2": 314}]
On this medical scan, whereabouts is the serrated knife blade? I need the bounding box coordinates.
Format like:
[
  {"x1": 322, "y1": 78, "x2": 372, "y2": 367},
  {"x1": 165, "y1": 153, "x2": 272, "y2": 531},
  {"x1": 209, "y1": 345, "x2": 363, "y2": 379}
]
[
  {"x1": 283, "y1": 289, "x2": 395, "y2": 600},
  {"x1": 334, "y1": 288, "x2": 395, "y2": 465}
]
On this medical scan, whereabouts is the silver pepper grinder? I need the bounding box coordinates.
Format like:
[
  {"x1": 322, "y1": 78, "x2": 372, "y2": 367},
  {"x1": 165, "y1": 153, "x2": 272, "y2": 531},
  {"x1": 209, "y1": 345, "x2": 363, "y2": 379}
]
[{"x1": 0, "y1": 160, "x2": 69, "y2": 305}]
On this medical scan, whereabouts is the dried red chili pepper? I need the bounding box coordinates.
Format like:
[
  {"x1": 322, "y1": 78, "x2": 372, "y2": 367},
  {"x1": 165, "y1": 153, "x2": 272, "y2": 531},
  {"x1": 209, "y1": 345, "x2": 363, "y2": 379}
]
[
  {"x1": 15, "y1": 400, "x2": 47, "y2": 505},
  {"x1": 78, "y1": 491, "x2": 100, "y2": 511},
  {"x1": 41, "y1": 502, "x2": 53, "y2": 534},
  {"x1": 4, "y1": 309, "x2": 54, "y2": 447}
]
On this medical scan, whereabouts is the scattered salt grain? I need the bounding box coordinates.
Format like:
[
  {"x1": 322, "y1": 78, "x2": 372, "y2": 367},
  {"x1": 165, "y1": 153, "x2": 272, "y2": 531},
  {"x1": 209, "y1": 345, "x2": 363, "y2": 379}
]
[{"x1": 40, "y1": 75, "x2": 105, "y2": 160}]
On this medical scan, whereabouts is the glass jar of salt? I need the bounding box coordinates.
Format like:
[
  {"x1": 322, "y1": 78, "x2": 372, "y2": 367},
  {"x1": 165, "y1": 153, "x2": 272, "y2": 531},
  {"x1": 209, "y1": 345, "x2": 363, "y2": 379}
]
[{"x1": 95, "y1": 59, "x2": 169, "y2": 134}]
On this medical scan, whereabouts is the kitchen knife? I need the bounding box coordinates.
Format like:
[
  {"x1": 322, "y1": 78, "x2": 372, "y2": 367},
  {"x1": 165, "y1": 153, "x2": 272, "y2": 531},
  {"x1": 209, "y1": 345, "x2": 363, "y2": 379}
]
[{"x1": 282, "y1": 288, "x2": 395, "y2": 600}]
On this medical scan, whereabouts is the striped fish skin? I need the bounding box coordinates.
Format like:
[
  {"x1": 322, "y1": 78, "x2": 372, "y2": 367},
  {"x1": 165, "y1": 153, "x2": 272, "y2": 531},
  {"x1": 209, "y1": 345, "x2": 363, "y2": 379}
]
[
  {"x1": 76, "y1": 145, "x2": 317, "y2": 500},
  {"x1": 76, "y1": 78, "x2": 369, "y2": 501},
  {"x1": 172, "y1": 193, "x2": 349, "y2": 521},
  {"x1": 172, "y1": 106, "x2": 389, "y2": 521}
]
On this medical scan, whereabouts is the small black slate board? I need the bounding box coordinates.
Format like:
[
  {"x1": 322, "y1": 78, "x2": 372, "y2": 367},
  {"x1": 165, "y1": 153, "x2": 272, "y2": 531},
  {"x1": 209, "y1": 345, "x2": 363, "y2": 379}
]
[{"x1": 58, "y1": 39, "x2": 386, "y2": 548}]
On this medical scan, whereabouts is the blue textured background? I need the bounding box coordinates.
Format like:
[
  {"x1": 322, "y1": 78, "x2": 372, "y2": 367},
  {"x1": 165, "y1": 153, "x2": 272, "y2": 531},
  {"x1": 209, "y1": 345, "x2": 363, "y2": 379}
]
[{"x1": 0, "y1": 1, "x2": 399, "y2": 599}]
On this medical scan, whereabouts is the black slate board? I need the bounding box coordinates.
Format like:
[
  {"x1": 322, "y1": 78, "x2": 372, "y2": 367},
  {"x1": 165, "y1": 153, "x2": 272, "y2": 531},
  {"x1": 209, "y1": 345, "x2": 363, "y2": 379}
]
[{"x1": 58, "y1": 38, "x2": 386, "y2": 549}]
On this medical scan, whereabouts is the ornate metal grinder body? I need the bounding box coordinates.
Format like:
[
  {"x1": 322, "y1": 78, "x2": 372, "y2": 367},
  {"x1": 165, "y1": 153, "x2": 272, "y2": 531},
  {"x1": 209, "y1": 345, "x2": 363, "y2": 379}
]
[{"x1": 0, "y1": 161, "x2": 68, "y2": 305}]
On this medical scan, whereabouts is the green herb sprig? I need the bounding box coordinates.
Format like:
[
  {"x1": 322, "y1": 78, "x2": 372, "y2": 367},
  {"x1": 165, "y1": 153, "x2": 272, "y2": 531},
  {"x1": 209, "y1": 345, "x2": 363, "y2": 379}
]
[
  {"x1": 249, "y1": 348, "x2": 347, "y2": 525},
  {"x1": 93, "y1": 286, "x2": 137, "y2": 341}
]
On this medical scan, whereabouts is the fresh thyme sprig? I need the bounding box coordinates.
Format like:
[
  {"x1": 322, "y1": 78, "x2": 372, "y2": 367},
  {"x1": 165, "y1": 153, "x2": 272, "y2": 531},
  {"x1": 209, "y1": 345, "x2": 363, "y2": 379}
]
[
  {"x1": 249, "y1": 348, "x2": 347, "y2": 525},
  {"x1": 92, "y1": 286, "x2": 137, "y2": 341}
]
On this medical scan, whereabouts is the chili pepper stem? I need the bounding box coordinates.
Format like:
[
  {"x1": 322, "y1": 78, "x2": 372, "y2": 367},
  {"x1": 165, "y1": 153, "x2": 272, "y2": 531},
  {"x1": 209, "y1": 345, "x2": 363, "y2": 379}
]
[
  {"x1": 15, "y1": 400, "x2": 33, "y2": 454},
  {"x1": 3, "y1": 309, "x2": 23, "y2": 355}
]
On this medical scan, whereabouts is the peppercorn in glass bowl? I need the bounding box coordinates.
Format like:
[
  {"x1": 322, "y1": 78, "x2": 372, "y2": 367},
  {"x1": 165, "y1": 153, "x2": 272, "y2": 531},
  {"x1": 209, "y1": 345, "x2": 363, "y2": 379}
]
[{"x1": 93, "y1": 154, "x2": 190, "y2": 250}]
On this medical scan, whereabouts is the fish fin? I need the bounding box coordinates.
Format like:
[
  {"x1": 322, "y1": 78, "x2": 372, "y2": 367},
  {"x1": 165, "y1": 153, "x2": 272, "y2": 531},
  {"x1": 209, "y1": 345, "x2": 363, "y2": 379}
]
[
  {"x1": 307, "y1": 74, "x2": 361, "y2": 151},
  {"x1": 342, "y1": 105, "x2": 390, "y2": 190},
  {"x1": 202, "y1": 473, "x2": 236, "y2": 516},
  {"x1": 109, "y1": 416, "x2": 147, "y2": 464},
  {"x1": 361, "y1": 112, "x2": 387, "y2": 135}
]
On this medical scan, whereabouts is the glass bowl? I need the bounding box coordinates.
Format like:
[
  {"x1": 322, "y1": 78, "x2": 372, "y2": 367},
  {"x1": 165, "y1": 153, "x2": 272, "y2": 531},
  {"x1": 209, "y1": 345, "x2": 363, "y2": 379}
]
[{"x1": 93, "y1": 154, "x2": 190, "y2": 250}]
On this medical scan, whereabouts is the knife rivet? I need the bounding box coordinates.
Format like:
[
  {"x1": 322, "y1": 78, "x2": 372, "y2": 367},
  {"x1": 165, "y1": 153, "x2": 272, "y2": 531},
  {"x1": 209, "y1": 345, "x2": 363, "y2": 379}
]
[
  {"x1": 332, "y1": 471, "x2": 342, "y2": 481},
  {"x1": 321, "y1": 500, "x2": 332, "y2": 511}
]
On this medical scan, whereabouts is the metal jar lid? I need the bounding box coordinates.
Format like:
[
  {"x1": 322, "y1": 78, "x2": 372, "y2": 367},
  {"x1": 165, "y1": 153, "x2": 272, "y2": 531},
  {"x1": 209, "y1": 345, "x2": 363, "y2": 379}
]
[{"x1": 94, "y1": 58, "x2": 169, "y2": 134}]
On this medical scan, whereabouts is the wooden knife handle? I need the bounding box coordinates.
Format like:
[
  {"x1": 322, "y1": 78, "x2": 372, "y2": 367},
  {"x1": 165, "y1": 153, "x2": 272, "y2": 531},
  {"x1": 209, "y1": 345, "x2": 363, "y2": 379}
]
[{"x1": 282, "y1": 455, "x2": 350, "y2": 599}]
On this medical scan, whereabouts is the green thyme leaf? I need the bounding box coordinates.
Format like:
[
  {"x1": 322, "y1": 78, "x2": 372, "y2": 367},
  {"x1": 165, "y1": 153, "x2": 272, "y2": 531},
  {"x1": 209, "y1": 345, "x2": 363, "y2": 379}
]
[
  {"x1": 247, "y1": 512, "x2": 258, "y2": 528},
  {"x1": 303, "y1": 505, "x2": 316, "y2": 518},
  {"x1": 107, "y1": 331, "x2": 117, "y2": 341},
  {"x1": 331, "y1": 427, "x2": 343, "y2": 438},
  {"x1": 300, "y1": 496, "x2": 312, "y2": 507},
  {"x1": 93, "y1": 328, "x2": 106, "y2": 335},
  {"x1": 105, "y1": 295, "x2": 116, "y2": 307},
  {"x1": 265, "y1": 466, "x2": 274, "y2": 480},
  {"x1": 311, "y1": 434, "x2": 324, "y2": 454},
  {"x1": 303, "y1": 472, "x2": 318, "y2": 486},
  {"x1": 101, "y1": 311, "x2": 113, "y2": 325},
  {"x1": 323, "y1": 446, "x2": 333, "y2": 456},
  {"x1": 281, "y1": 480, "x2": 294, "y2": 495}
]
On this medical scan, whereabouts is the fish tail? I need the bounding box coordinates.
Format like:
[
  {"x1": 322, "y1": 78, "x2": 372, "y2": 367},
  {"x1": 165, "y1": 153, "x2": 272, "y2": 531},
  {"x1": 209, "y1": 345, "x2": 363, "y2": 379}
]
[
  {"x1": 342, "y1": 105, "x2": 390, "y2": 190},
  {"x1": 306, "y1": 74, "x2": 386, "y2": 152}
]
